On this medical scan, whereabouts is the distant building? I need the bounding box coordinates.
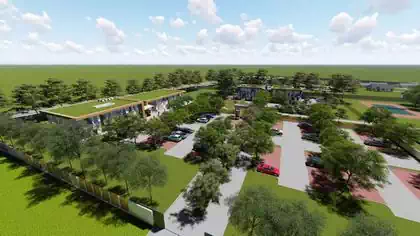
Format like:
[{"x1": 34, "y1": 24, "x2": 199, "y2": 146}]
[
  {"x1": 365, "y1": 82, "x2": 395, "y2": 92},
  {"x1": 236, "y1": 84, "x2": 304, "y2": 103}
]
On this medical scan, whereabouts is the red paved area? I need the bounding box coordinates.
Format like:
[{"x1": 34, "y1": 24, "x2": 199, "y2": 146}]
[
  {"x1": 306, "y1": 166, "x2": 385, "y2": 204},
  {"x1": 272, "y1": 121, "x2": 283, "y2": 130},
  {"x1": 391, "y1": 167, "x2": 420, "y2": 199},
  {"x1": 261, "y1": 146, "x2": 281, "y2": 170},
  {"x1": 361, "y1": 100, "x2": 420, "y2": 119},
  {"x1": 162, "y1": 141, "x2": 178, "y2": 151}
]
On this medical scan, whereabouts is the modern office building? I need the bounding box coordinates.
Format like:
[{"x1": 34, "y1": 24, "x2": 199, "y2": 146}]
[{"x1": 41, "y1": 89, "x2": 185, "y2": 130}]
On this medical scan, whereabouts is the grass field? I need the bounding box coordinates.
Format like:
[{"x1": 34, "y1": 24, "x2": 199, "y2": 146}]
[
  {"x1": 224, "y1": 171, "x2": 420, "y2": 236},
  {"x1": 355, "y1": 88, "x2": 403, "y2": 98},
  {"x1": 123, "y1": 89, "x2": 183, "y2": 101},
  {"x1": 0, "y1": 155, "x2": 150, "y2": 236},
  {"x1": 1, "y1": 65, "x2": 419, "y2": 96},
  {"x1": 185, "y1": 88, "x2": 217, "y2": 99},
  {"x1": 47, "y1": 99, "x2": 135, "y2": 117}
]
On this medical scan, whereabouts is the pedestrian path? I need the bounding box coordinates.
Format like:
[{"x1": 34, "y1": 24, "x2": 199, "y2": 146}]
[
  {"x1": 148, "y1": 168, "x2": 248, "y2": 236},
  {"x1": 278, "y1": 122, "x2": 310, "y2": 191}
]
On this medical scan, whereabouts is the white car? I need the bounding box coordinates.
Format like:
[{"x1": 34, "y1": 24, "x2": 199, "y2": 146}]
[
  {"x1": 197, "y1": 117, "x2": 209, "y2": 123},
  {"x1": 271, "y1": 128, "x2": 283, "y2": 136}
]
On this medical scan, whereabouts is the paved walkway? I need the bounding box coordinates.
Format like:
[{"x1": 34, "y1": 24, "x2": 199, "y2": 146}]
[
  {"x1": 148, "y1": 168, "x2": 248, "y2": 236},
  {"x1": 278, "y1": 122, "x2": 310, "y2": 191}
]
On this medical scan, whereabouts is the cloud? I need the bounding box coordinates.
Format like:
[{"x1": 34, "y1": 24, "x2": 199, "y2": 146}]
[
  {"x1": 170, "y1": 17, "x2": 186, "y2": 29},
  {"x1": 0, "y1": 19, "x2": 11, "y2": 32},
  {"x1": 156, "y1": 31, "x2": 182, "y2": 44},
  {"x1": 96, "y1": 17, "x2": 126, "y2": 52},
  {"x1": 176, "y1": 45, "x2": 209, "y2": 55},
  {"x1": 0, "y1": 39, "x2": 12, "y2": 49},
  {"x1": 358, "y1": 37, "x2": 387, "y2": 51},
  {"x1": 215, "y1": 24, "x2": 246, "y2": 45},
  {"x1": 196, "y1": 28, "x2": 208, "y2": 45},
  {"x1": 240, "y1": 13, "x2": 248, "y2": 21},
  {"x1": 64, "y1": 41, "x2": 85, "y2": 53},
  {"x1": 22, "y1": 32, "x2": 40, "y2": 46},
  {"x1": 244, "y1": 18, "x2": 263, "y2": 39},
  {"x1": 134, "y1": 48, "x2": 159, "y2": 56},
  {"x1": 386, "y1": 29, "x2": 420, "y2": 45},
  {"x1": 368, "y1": 0, "x2": 410, "y2": 14},
  {"x1": 266, "y1": 24, "x2": 313, "y2": 44},
  {"x1": 21, "y1": 11, "x2": 51, "y2": 31},
  {"x1": 41, "y1": 41, "x2": 64, "y2": 53},
  {"x1": 264, "y1": 42, "x2": 319, "y2": 55},
  {"x1": 188, "y1": 0, "x2": 222, "y2": 24},
  {"x1": 149, "y1": 16, "x2": 165, "y2": 25},
  {"x1": 330, "y1": 12, "x2": 379, "y2": 44}
]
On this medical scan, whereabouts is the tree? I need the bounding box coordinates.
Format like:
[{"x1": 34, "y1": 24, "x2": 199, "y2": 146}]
[
  {"x1": 329, "y1": 74, "x2": 358, "y2": 94},
  {"x1": 194, "y1": 120, "x2": 231, "y2": 156},
  {"x1": 319, "y1": 124, "x2": 349, "y2": 147},
  {"x1": 160, "y1": 110, "x2": 188, "y2": 130},
  {"x1": 192, "y1": 70, "x2": 203, "y2": 84},
  {"x1": 153, "y1": 73, "x2": 168, "y2": 88},
  {"x1": 403, "y1": 85, "x2": 420, "y2": 107},
  {"x1": 168, "y1": 71, "x2": 182, "y2": 88},
  {"x1": 305, "y1": 73, "x2": 320, "y2": 90},
  {"x1": 384, "y1": 122, "x2": 420, "y2": 146},
  {"x1": 145, "y1": 118, "x2": 171, "y2": 146},
  {"x1": 114, "y1": 144, "x2": 139, "y2": 194},
  {"x1": 253, "y1": 91, "x2": 271, "y2": 108},
  {"x1": 321, "y1": 141, "x2": 388, "y2": 194},
  {"x1": 308, "y1": 104, "x2": 336, "y2": 131},
  {"x1": 16, "y1": 122, "x2": 49, "y2": 158},
  {"x1": 71, "y1": 79, "x2": 98, "y2": 102},
  {"x1": 206, "y1": 69, "x2": 218, "y2": 81},
  {"x1": 102, "y1": 114, "x2": 145, "y2": 143},
  {"x1": 216, "y1": 69, "x2": 238, "y2": 99},
  {"x1": 255, "y1": 69, "x2": 268, "y2": 84},
  {"x1": 101, "y1": 79, "x2": 122, "y2": 97},
  {"x1": 183, "y1": 172, "x2": 222, "y2": 213},
  {"x1": 0, "y1": 115, "x2": 19, "y2": 147},
  {"x1": 360, "y1": 107, "x2": 394, "y2": 124},
  {"x1": 47, "y1": 121, "x2": 92, "y2": 174},
  {"x1": 12, "y1": 84, "x2": 43, "y2": 113},
  {"x1": 292, "y1": 72, "x2": 306, "y2": 88},
  {"x1": 126, "y1": 155, "x2": 168, "y2": 203},
  {"x1": 168, "y1": 95, "x2": 193, "y2": 111},
  {"x1": 125, "y1": 79, "x2": 142, "y2": 94},
  {"x1": 335, "y1": 108, "x2": 348, "y2": 121},
  {"x1": 212, "y1": 143, "x2": 240, "y2": 169},
  {"x1": 200, "y1": 159, "x2": 230, "y2": 183},
  {"x1": 0, "y1": 89, "x2": 7, "y2": 108},
  {"x1": 39, "y1": 78, "x2": 71, "y2": 106},
  {"x1": 341, "y1": 214, "x2": 397, "y2": 236}
]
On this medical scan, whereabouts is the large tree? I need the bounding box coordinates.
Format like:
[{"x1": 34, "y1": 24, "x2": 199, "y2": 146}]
[
  {"x1": 160, "y1": 109, "x2": 188, "y2": 130},
  {"x1": 308, "y1": 104, "x2": 336, "y2": 131},
  {"x1": 341, "y1": 214, "x2": 397, "y2": 236},
  {"x1": 200, "y1": 159, "x2": 230, "y2": 183},
  {"x1": 360, "y1": 107, "x2": 394, "y2": 125},
  {"x1": 253, "y1": 91, "x2": 271, "y2": 108},
  {"x1": 39, "y1": 78, "x2": 71, "y2": 106},
  {"x1": 329, "y1": 74, "x2": 358, "y2": 94},
  {"x1": 183, "y1": 172, "x2": 222, "y2": 213},
  {"x1": 102, "y1": 114, "x2": 145, "y2": 143},
  {"x1": 125, "y1": 79, "x2": 142, "y2": 94},
  {"x1": 71, "y1": 79, "x2": 98, "y2": 102},
  {"x1": 321, "y1": 140, "x2": 388, "y2": 195},
  {"x1": 145, "y1": 118, "x2": 171, "y2": 146},
  {"x1": 403, "y1": 85, "x2": 420, "y2": 108},
  {"x1": 12, "y1": 84, "x2": 43, "y2": 113},
  {"x1": 168, "y1": 95, "x2": 193, "y2": 111},
  {"x1": 142, "y1": 77, "x2": 157, "y2": 91},
  {"x1": 0, "y1": 115, "x2": 20, "y2": 148},
  {"x1": 205, "y1": 69, "x2": 218, "y2": 81},
  {"x1": 101, "y1": 79, "x2": 122, "y2": 97},
  {"x1": 216, "y1": 69, "x2": 238, "y2": 99},
  {"x1": 211, "y1": 143, "x2": 240, "y2": 169},
  {"x1": 153, "y1": 73, "x2": 168, "y2": 88},
  {"x1": 292, "y1": 72, "x2": 307, "y2": 88},
  {"x1": 304, "y1": 73, "x2": 320, "y2": 90},
  {"x1": 126, "y1": 155, "x2": 168, "y2": 203},
  {"x1": 168, "y1": 71, "x2": 183, "y2": 88},
  {"x1": 16, "y1": 122, "x2": 50, "y2": 158},
  {"x1": 192, "y1": 70, "x2": 203, "y2": 84}
]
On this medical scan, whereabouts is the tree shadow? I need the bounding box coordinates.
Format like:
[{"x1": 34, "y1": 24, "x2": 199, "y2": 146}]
[
  {"x1": 0, "y1": 154, "x2": 25, "y2": 170},
  {"x1": 169, "y1": 208, "x2": 206, "y2": 228},
  {"x1": 15, "y1": 166, "x2": 39, "y2": 180},
  {"x1": 136, "y1": 142, "x2": 162, "y2": 152},
  {"x1": 409, "y1": 173, "x2": 420, "y2": 190},
  {"x1": 183, "y1": 152, "x2": 206, "y2": 165},
  {"x1": 107, "y1": 185, "x2": 128, "y2": 196},
  {"x1": 24, "y1": 173, "x2": 67, "y2": 208},
  {"x1": 379, "y1": 147, "x2": 410, "y2": 159},
  {"x1": 130, "y1": 196, "x2": 159, "y2": 209},
  {"x1": 61, "y1": 190, "x2": 152, "y2": 229},
  {"x1": 305, "y1": 169, "x2": 365, "y2": 217}
]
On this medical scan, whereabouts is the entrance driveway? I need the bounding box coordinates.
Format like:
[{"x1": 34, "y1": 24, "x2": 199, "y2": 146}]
[
  {"x1": 278, "y1": 122, "x2": 311, "y2": 191},
  {"x1": 148, "y1": 168, "x2": 247, "y2": 236}
]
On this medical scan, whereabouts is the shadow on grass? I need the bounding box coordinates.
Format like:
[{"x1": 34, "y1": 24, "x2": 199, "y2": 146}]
[
  {"x1": 305, "y1": 169, "x2": 365, "y2": 217},
  {"x1": 25, "y1": 173, "x2": 67, "y2": 208},
  {"x1": 136, "y1": 143, "x2": 162, "y2": 152},
  {"x1": 61, "y1": 190, "x2": 152, "y2": 229},
  {"x1": 169, "y1": 208, "x2": 206, "y2": 228},
  {"x1": 183, "y1": 152, "x2": 206, "y2": 165},
  {"x1": 379, "y1": 147, "x2": 411, "y2": 159},
  {"x1": 0, "y1": 153, "x2": 25, "y2": 170}
]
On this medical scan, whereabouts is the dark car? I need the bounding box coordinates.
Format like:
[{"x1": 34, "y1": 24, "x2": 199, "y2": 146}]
[
  {"x1": 298, "y1": 122, "x2": 313, "y2": 129},
  {"x1": 305, "y1": 156, "x2": 323, "y2": 168},
  {"x1": 302, "y1": 133, "x2": 320, "y2": 142},
  {"x1": 176, "y1": 127, "x2": 194, "y2": 134},
  {"x1": 257, "y1": 163, "x2": 280, "y2": 177},
  {"x1": 364, "y1": 138, "x2": 391, "y2": 148}
]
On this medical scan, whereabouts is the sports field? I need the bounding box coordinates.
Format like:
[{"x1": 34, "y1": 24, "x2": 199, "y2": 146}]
[
  {"x1": 224, "y1": 171, "x2": 420, "y2": 236},
  {"x1": 1, "y1": 65, "x2": 419, "y2": 96}
]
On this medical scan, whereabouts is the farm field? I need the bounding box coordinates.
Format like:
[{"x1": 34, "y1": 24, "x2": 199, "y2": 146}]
[
  {"x1": 1, "y1": 65, "x2": 419, "y2": 96},
  {"x1": 224, "y1": 171, "x2": 420, "y2": 236},
  {"x1": 0, "y1": 155, "x2": 150, "y2": 236}
]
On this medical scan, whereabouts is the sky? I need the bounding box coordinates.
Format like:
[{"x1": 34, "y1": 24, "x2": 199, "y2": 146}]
[{"x1": 0, "y1": 0, "x2": 419, "y2": 64}]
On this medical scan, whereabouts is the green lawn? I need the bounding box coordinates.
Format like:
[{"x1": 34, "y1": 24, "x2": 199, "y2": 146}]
[
  {"x1": 0, "y1": 155, "x2": 149, "y2": 236},
  {"x1": 46, "y1": 99, "x2": 135, "y2": 117},
  {"x1": 354, "y1": 88, "x2": 402, "y2": 98},
  {"x1": 1, "y1": 65, "x2": 419, "y2": 97},
  {"x1": 123, "y1": 89, "x2": 183, "y2": 102},
  {"x1": 185, "y1": 88, "x2": 217, "y2": 99},
  {"x1": 224, "y1": 171, "x2": 420, "y2": 236}
]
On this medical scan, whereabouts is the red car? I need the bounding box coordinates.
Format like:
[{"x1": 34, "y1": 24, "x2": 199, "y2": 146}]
[{"x1": 257, "y1": 163, "x2": 280, "y2": 177}]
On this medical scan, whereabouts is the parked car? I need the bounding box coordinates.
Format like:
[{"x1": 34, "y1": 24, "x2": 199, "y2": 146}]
[
  {"x1": 305, "y1": 155, "x2": 324, "y2": 168},
  {"x1": 171, "y1": 130, "x2": 188, "y2": 138},
  {"x1": 298, "y1": 122, "x2": 313, "y2": 129},
  {"x1": 302, "y1": 133, "x2": 320, "y2": 142},
  {"x1": 257, "y1": 163, "x2": 279, "y2": 177},
  {"x1": 167, "y1": 134, "x2": 185, "y2": 142},
  {"x1": 203, "y1": 113, "x2": 217, "y2": 119},
  {"x1": 364, "y1": 138, "x2": 391, "y2": 148},
  {"x1": 176, "y1": 127, "x2": 194, "y2": 134},
  {"x1": 197, "y1": 117, "x2": 209, "y2": 123},
  {"x1": 271, "y1": 128, "x2": 283, "y2": 136}
]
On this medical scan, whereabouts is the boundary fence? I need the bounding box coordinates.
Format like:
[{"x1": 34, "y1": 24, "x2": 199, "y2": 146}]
[{"x1": 0, "y1": 142, "x2": 165, "y2": 229}]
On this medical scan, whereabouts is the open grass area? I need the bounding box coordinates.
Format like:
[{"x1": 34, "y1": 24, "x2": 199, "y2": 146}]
[
  {"x1": 185, "y1": 88, "x2": 217, "y2": 99},
  {"x1": 46, "y1": 99, "x2": 135, "y2": 117},
  {"x1": 355, "y1": 88, "x2": 403, "y2": 98},
  {"x1": 0, "y1": 65, "x2": 419, "y2": 97},
  {"x1": 224, "y1": 171, "x2": 420, "y2": 236},
  {"x1": 0, "y1": 155, "x2": 150, "y2": 236},
  {"x1": 123, "y1": 89, "x2": 183, "y2": 102}
]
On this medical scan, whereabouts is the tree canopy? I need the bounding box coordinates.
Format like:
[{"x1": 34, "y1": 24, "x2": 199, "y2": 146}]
[
  {"x1": 71, "y1": 79, "x2": 98, "y2": 102},
  {"x1": 0, "y1": 89, "x2": 7, "y2": 108},
  {"x1": 12, "y1": 84, "x2": 43, "y2": 113},
  {"x1": 101, "y1": 79, "x2": 122, "y2": 97},
  {"x1": 125, "y1": 79, "x2": 142, "y2": 94},
  {"x1": 403, "y1": 85, "x2": 420, "y2": 108},
  {"x1": 39, "y1": 78, "x2": 71, "y2": 106},
  {"x1": 341, "y1": 214, "x2": 397, "y2": 236}
]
